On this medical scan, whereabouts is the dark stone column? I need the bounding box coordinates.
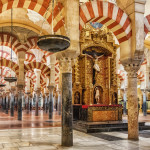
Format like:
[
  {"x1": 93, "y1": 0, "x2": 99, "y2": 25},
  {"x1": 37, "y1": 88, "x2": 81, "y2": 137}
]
[
  {"x1": 35, "y1": 89, "x2": 40, "y2": 116},
  {"x1": 10, "y1": 93, "x2": 14, "y2": 117},
  {"x1": 62, "y1": 73, "x2": 73, "y2": 146},
  {"x1": 142, "y1": 90, "x2": 147, "y2": 116},
  {"x1": 57, "y1": 90, "x2": 61, "y2": 115},
  {"x1": 17, "y1": 85, "x2": 23, "y2": 121},
  {"x1": 48, "y1": 86, "x2": 54, "y2": 119},
  {"x1": 43, "y1": 95, "x2": 45, "y2": 111},
  {"x1": 5, "y1": 94, "x2": 9, "y2": 114},
  {"x1": 26, "y1": 93, "x2": 30, "y2": 114},
  {"x1": 123, "y1": 89, "x2": 127, "y2": 115},
  {"x1": 45, "y1": 94, "x2": 48, "y2": 113}
]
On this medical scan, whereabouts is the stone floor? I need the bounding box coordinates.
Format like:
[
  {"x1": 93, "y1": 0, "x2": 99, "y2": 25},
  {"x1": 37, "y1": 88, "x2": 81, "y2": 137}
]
[
  {"x1": 0, "y1": 110, "x2": 61, "y2": 129},
  {"x1": 0, "y1": 111, "x2": 150, "y2": 149},
  {"x1": 0, "y1": 127, "x2": 149, "y2": 150}
]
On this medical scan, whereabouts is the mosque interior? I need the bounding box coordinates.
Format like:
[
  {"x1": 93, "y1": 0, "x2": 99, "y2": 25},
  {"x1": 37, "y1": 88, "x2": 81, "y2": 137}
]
[{"x1": 0, "y1": 0, "x2": 150, "y2": 149}]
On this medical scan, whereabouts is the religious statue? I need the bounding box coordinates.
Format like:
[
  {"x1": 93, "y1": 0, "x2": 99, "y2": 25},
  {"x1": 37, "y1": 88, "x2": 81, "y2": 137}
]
[
  {"x1": 74, "y1": 92, "x2": 80, "y2": 104},
  {"x1": 95, "y1": 87, "x2": 100, "y2": 104},
  {"x1": 94, "y1": 86, "x2": 103, "y2": 104}
]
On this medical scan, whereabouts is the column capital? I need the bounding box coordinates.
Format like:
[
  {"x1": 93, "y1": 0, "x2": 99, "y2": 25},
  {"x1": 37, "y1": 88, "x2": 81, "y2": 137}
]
[
  {"x1": 59, "y1": 57, "x2": 74, "y2": 73},
  {"x1": 17, "y1": 84, "x2": 24, "y2": 91},
  {"x1": 35, "y1": 88, "x2": 41, "y2": 94},
  {"x1": 47, "y1": 85, "x2": 54, "y2": 92}
]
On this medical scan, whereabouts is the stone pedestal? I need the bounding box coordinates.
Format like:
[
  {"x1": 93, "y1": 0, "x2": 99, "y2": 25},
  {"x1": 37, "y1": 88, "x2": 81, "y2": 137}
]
[{"x1": 48, "y1": 86, "x2": 54, "y2": 119}]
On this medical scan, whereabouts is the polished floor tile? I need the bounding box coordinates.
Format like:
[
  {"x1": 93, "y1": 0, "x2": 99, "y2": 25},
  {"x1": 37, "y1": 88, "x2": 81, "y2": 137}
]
[{"x1": 0, "y1": 127, "x2": 148, "y2": 150}]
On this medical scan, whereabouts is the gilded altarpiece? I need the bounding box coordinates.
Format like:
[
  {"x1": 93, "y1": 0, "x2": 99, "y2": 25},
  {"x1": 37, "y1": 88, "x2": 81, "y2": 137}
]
[{"x1": 73, "y1": 24, "x2": 118, "y2": 106}]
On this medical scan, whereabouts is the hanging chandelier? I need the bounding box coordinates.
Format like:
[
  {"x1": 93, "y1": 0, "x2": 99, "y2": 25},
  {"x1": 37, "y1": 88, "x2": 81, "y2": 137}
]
[
  {"x1": 4, "y1": 8, "x2": 17, "y2": 83},
  {"x1": 37, "y1": 0, "x2": 70, "y2": 53}
]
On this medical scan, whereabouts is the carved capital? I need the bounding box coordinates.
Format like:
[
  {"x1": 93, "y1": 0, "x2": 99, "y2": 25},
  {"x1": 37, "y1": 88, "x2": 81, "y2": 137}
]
[
  {"x1": 124, "y1": 63, "x2": 140, "y2": 78},
  {"x1": 47, "y1": 85, "x2": 54, "y2": 93},
  {"x1": 59, "y1": 57, "x2": 74, "y2": 73},
  {"x1": 35, "y1": 88, "x2": 41, "y2": 94},
  {"x1": 17, "y1": 84, "x2": 24, "y2": 91}
]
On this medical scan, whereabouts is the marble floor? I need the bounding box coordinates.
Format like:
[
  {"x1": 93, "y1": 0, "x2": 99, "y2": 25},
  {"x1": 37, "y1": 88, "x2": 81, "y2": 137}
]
[
  {"x1": 0, "y1": 110, "x2": 61, "y2": 129},
  {"x1": 0, "y1": 127, "x2": 149, "y2": 150}
]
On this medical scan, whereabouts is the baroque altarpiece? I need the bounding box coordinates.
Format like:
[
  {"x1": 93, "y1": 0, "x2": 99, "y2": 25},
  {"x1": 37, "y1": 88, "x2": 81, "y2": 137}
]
[{"x1": 72, "y1": 23, "x2": 118, "y2": 106}]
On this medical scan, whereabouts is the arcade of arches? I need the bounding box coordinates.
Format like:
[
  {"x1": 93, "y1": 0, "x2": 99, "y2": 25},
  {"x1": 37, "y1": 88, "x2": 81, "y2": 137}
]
[{"x1": 0, "y1": 0, "x2": 150, "y2": 149}]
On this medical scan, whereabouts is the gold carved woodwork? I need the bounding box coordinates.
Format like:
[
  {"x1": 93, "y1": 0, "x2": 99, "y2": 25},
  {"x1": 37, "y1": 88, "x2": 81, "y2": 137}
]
[{"x1": 73, "y1": 23, "x2": 118, "y2": 105}]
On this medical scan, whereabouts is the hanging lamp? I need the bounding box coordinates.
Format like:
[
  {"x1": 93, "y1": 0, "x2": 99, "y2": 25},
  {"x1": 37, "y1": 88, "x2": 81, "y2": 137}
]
[
  {"x1": 37, "y1": 0, "x2": 70, "y2": 53},
  {"x1": 4, "y1": 8, "x2": 17, "y2": 83}
]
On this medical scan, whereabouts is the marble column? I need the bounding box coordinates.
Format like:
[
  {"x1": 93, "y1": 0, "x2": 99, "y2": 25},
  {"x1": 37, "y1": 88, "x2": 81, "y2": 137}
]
[
  {"x1": 35, "y1": 89, "x2": 40, "y2": 116},
  {"x1": 5, "y1": 92, "x2": 9, "y2": 114},
  {"x1": 10, "y1": 87, "x2": 16, "y2": 117},
  {"x1": 45, "y1": 94, "x2": 48, "y2": 113},
  {"x1": 57, "y1": 89, "x2": 61, "y2": 115},
  {"x1": 123, "y1": 89, "x2": 127, "y2": 116},
  {"x1": 123, "y1": 63, "x2": 140, "y2": 140},
  {"x1": 47, "y1": 86, "x2": 54, "y2": 119},
  {"x1": 142, "y1": 90, "x2": 147, "y2": 116},
  {"x1": 34, "y1": 69, "x2": 41, "y2": 116},
  {"x1": 60, "y1": 57, "x2": 73, "y2": 147},
  {"x1": 26, "y1": 93, "x2": 30, "y2": 114},
  {"x1": 17, "y1": 85, "x2": 23, "y2": 121}
]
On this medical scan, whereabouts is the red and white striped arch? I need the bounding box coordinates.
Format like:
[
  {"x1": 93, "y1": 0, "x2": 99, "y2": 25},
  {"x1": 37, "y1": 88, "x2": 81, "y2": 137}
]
[
  {"x1": 117, "y1": 70, "x2": 125, "y2": 81},
  {"x1": 55, "y1": 61, "x2": 60, "y2": 85},
  {"x1": 80, "y1": 1, "x2": 132, "y2": 44},
  {"x1": 0, "y1": 50, "x2": 10, "y2": 59},
  {"x1": 0, "y1": 0, "x2": 65, "y2": 34},
  {"x1": 25, "y1": 52, "x2": 36, "y2": 63},
  {"x1": 0, "y1": 58, "x2": 19, "y2": 75},
  {"x1": 137, "y1": 71, "x2": 145, "y2": 82},
  {"x1": 0, "y1": 33, "x2": 20, "y2": 54},
  {"x1": 26, "y1": 71, "x2": 36, "y2": 83},
  {"x1": 144, "y1": 15, "x2": 150, "y2": 37},
  {"x1": 24, "y1": 62, "x2": 50, "y2": 76}
]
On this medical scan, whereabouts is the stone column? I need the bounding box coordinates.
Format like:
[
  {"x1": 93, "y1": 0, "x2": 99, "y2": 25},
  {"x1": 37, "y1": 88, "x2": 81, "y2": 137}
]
[
  {"x1": 123, "y1": 62, "x2": 141, "y2": 140},
  {"x1": 35, "y1": 89, "x2": 40, "y2": 116},
  {"x1": 142, "y1": 90, "x2": 147, "y2": 116},
  {"x1": 5, "y1": 92, "x2": 9, "y2": 114},
  {"x1": 10, "y1": 87, "x2": 15, "y2": 117},
  {"x1": 17, "y1": 85, "x2": 23, "y2": 121},
  {"x1": 26, "y1": 93, "x2": 30, "y2": 114},
  {"x1": 47, "y1": 86, "x2": 54, "y2": 119},
  {"x1": 57, "y1": 89, "x2": 61, "y2": 115},
  {"x1": 34, "y1": 69, "x2": 41, "y2": 116},
  {"x1": 25, "y1": 77, "x2": 31, "y2": 114},
  {"x1": 60, "y1": 57, "x2": 73, "y2": 147},
  {"x1": 123, "y1": 89, "x2": 127, "y2": 116},
  {"x1": 17, "y1": 51, "x2": 25, "y2": 120},
  {"x1": 2, "y1": 94, "x2": 6, "y2": 111},
  {"x1": 47, "y1": 55, "x2": 56, "y2": 119},
  {"x1": 45, "y1": 93, "x2": 48, "y2": 113}
]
